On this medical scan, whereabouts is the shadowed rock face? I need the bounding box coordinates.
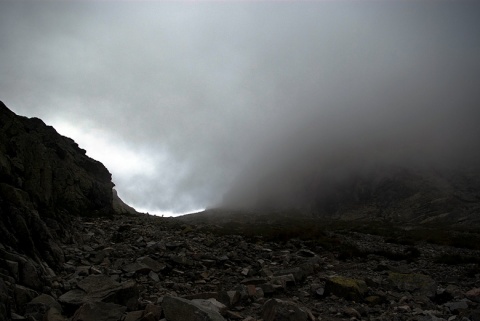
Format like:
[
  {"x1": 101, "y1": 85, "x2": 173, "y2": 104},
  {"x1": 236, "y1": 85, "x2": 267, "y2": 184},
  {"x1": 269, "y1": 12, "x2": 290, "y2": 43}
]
[{"x1": 0, "y1": 101, "x2": 115, "y2": 267}]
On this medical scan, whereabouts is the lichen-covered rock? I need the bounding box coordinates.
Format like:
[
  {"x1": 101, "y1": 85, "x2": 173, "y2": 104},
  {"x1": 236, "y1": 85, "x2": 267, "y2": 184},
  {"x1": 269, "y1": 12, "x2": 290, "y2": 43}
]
[{"x1": 325, "y1": 276, "x2": 368, "y2": 301}]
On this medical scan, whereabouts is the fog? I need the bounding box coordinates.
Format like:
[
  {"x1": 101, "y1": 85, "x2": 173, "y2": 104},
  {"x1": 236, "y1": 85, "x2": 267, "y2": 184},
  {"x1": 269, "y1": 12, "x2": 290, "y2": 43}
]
[{"x1": 1, "y1": 1, "x2": 479, "y2": 214}]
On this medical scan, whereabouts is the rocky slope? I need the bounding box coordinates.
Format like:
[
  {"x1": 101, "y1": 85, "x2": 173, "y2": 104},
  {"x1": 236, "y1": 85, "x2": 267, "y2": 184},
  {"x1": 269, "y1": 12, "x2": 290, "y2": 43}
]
[
  {"x1": 3, "y1": 213, "x2": 480, "y2": 321},
  {"x1": 0, "y1": 101, "x2": 116, "y2": 265},
  {"x1": 1, "y1": 102, "x2": 480, "y2": 321},
  {"x1": 0, "y1": 102, "x2": 119, "y2": 320}
]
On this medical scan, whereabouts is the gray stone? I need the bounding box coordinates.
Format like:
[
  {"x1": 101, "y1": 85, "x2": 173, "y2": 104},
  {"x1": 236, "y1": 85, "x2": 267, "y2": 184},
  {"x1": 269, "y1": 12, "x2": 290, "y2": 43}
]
[
  {"x1": 59, "y1": 289, "x2": 87, "y2": 307},
  {"x1": 124, "y1": 311, "x2": 144, "y2": 321},
  {"x1": 270, "y1": 274, "x2": 296, "y2": 289},
  {"x1": 148, "y1": 271, "x2": 160, "y2": 282},
  {"x1": 274, "y1": 267, "x2": 305, "y2": 283},
  {"x1": 169, "y1": 255, "x2": 194, "y2": 266},
  {"x1": 44, "y1": 307, "x2": 67, "y2": 321},
  {"x1": 220, "y1": 291, "x2": 241, "y2": 308},
  {"x1": 466, "y1": 288, "x2": 480, "y2": 303},
  {"x1": 14, "y1": 285, "x2": 38, "y2": 314},
  {"x1": 192, "y1": 299, "x2": 227, "y2": 316},
  {"x1": 137, "y1": 257, "x2": 166, "y2": 273},
  {"x1": 241, "y1": 277, "x2": 268, "y2": 285},
  {"x1": 59, "y1": 276, "x2": 138, "y2": 310},
  {"x1": 122, "y1": 262, "x2": 151, "y2": 274},
  {"x1": 297, "y1": 249, "x2": 316, "y2": 257},
  {"x1": 144, "y1": 304, "x2": 162, "y2": 320},
  {"x1": 25, "y1": 294, "x2": 62, "y2": 319},
  {"x1": 388, "y1": 273, "x2": 437, "y2": 298},
  {"x1": 72, "y1": 302, "x2": 127, "y2": 321},
  {"x1": 77, "y1": 275, "x2": 120, "y2": 294},
  {"x1": 259, "y1": 283, "x2": 278, "y2": 295},
  {"x1": 141, "y1": 312, "x2": 156, "y2": 321},
  {"x1": 261, "y1": 298, "x2": 308, "y2": 321},
  {"x1": 115, "y1": 280, "x2": 139, "y2": 311},
  {"x1": 444, "y1": 300, "x2": 469, "y2": 313},
  {"x1": 162, "y1": 296, "x2": 226, "y2": 321}
]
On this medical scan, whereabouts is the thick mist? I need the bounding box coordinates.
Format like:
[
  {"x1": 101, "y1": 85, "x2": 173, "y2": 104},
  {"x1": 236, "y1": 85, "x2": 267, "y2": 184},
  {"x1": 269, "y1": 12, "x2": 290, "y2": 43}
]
[
  {"x1": 222, "y1": 91, "x2": 480, "y2": 210},
  {"x1": 1, "y1": 1, "x2": 479, "y2": 213}
]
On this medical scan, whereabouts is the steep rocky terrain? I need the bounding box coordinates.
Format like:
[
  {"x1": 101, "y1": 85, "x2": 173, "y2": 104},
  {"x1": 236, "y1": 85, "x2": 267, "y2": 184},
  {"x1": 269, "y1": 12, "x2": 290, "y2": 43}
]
[
  {"x1": 0, "y1": 102, "x2": 118, "y2": 320},
  {"x1": 0, "y1": 101, "x2": 116, "y2": 265},
  {"x1": 1, "y1": 102, "x2": 480, "y2": 321}
]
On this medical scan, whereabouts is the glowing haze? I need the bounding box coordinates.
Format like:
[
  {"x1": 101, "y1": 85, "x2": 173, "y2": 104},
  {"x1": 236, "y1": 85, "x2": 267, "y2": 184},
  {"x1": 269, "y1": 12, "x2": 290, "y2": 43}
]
[{"x1": 1, "y1": 1, "x2": 479, "y2": 215}]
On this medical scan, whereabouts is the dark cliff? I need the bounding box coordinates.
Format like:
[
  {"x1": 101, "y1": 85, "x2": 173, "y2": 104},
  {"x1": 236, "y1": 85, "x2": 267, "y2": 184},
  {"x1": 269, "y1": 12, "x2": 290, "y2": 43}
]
[{"x1": 0, "y1": 101, "x2": 115, "y2": 268}]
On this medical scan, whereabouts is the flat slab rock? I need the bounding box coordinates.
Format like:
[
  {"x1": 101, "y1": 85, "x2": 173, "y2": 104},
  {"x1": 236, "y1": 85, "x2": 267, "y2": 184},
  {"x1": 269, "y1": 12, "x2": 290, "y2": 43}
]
[
  {"x1": 162, "y1": 296, "x2": 226, "y2": 321},
  {"x1": 72, "y1": 302, "x2": 126, "y2": 321}
]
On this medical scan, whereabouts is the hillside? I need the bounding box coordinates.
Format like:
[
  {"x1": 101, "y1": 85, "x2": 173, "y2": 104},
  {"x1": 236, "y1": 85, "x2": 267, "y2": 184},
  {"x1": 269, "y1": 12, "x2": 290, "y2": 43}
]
[
  {"x1": 221, "y1": 163, "x2": 480, "y2": 227},
  {"x1": 1, "y1": 103, "x2": 479, "y2": 321}
]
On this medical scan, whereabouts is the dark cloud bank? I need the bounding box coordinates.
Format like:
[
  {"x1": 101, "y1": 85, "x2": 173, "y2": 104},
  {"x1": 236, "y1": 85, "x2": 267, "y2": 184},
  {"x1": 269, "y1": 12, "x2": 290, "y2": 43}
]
[{"x1": 1, "y1": 1, "x2": 479, "y2": 214}]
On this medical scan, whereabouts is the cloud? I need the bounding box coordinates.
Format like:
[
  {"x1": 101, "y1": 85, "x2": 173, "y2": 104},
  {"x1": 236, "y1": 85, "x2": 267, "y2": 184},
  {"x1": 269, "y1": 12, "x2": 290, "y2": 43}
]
[{"x1": 1, "y1": 1, "x2": 479, "y2": 213}]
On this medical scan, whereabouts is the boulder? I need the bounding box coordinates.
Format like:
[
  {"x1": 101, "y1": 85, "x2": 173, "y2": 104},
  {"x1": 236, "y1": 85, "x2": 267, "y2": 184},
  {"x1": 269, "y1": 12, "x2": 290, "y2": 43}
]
[
  {"x1": 121, "y1": 262, "x2": 151, "y2": 275},
  {"x1": 14, "y1": 285, "x2": 38, "y2": 314},
  {"x1": 325, "y1": 276, "x2": 368, "y2": 301},
  {"x1": 466, "y1": 288, "x2": 480, "y2": 303},
  {"x1": 58, "y1": 289, "x2": 87, "y2": 308},
  {"x1": 261, "y1": 298, "x2": 308, "y2": 321},
  {"x1": 162, "y1": 296, "x2": 226, "y2": 321},
  {"x1": 77, "y1": 275, "x2": 121, "y2": 295},
  {"x1": 25, "y1": 294, "x2": 62, "y2": 319},
  {"x1": 72, "y1": 302, "x2": 126, "y2": 321},
  {"x1": 59, "y1": 275, "x2": 139, "y2": 310},
  {"x1": 44, "y1": 307, "x2": 67, "y2": 321},
  {"x1": 191, "y1": 299, "x2": 227, "y2": 316},
  {"x1": 124, "y1": 311, "x2": 144, "y2": 321},
  {"x1": 387, "y1": 272, "x2": 437, "y2": 298},
  {"x1": 274, "y1": 267, "x2": 306, "y2": 283},
  {"x1": 144, "y1": 304, "x2": 162, "y2": 320},
  {"x1": 137, "y1": 256, "x2": 165, "y2": 273}
]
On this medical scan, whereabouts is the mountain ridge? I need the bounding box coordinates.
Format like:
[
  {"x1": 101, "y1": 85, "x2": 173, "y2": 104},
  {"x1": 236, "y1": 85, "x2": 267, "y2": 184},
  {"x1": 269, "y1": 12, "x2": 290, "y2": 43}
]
[{"x1": 0, "y1": 101, "x2": 122, "y2": 270}]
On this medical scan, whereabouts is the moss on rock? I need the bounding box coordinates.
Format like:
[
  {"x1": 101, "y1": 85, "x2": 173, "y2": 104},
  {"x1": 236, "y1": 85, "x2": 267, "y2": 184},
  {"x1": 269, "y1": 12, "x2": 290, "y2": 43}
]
[{"x1": 325, "y1": 276, "x2": 368, "y2": 301}]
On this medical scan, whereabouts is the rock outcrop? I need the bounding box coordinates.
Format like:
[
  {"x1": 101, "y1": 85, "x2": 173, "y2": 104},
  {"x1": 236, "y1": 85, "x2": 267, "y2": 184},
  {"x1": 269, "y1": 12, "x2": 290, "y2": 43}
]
[
  {"x1": 0, "y1": 101, "x2": 115, "y2": 267},
  {"x1": 0, "y1": 101, "x2": 121, "y2": 320}
]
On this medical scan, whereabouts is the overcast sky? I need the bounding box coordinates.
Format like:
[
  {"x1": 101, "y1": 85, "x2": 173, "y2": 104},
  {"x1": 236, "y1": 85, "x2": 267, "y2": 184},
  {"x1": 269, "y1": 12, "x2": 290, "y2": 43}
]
[{"x1": 1, "y1": 1, "x2": 479, "y2": 215}]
